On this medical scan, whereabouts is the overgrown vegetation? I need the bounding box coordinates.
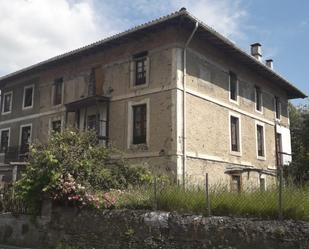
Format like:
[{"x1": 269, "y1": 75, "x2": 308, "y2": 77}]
[
  {"x1": 114, "y1": 184, "x2": 309, "y2": 221},
  {"x1": 287, "y1": 103, "x2": 309, "y2": 184},
  {"x1": 14, "y1": 130, "x2": 153, "y2": 213}
]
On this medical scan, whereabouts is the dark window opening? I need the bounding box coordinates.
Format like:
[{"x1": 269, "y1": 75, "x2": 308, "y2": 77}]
[
  {"x1": 135, "y1": 57, "x2": 147, "y2": 86},
  {"x1": 230, "y1": 116, "x2": 240, "y2": 152},
  {"x1": 51, "y1": 120, "x2": 61, "y2": 133},
  {"x1": 20, "y1": 126, "x2": 31, "y2": 154},
  {"x1": 276, "y1": 133, "x2": 283, "y2": 167},
  {"x1": 3, "y1": 93, "x2": 12, "y2": 113},
  {"x1": 133, "y1": 104, "x2": 147, "y2": 144},
  {"x1": 255, "y1": 86, "x2": 262, "y2": 111},
  {"x1": 87, "y1": 115, "x2": 97, "y2": 130},
  {"x1": 229, "y1": 71, "x2": 238, "y2": 101},
  {"x1": 257, "y1": 124, "x2": 264, "y2": 157},
  {"x1": 275, "y1": 96, "x2": 281, "y2": 119},
  {"x1": 53, "y1": 78, "x2": 63, "y2": 106},
  {"x1": 24, "y1": 87, "x2": 33, "y2": 108},
  {"x1": 0, "y1": 130, "x2": 9, "y2": 153}
]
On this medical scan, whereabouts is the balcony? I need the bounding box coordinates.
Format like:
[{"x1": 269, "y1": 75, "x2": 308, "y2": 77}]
[
  {"x1": 1, "y1": 146, "x2": 29, "y2": 164},
  {"x1": 65, "y1": 95, "x2": 110, "y2": 145}
]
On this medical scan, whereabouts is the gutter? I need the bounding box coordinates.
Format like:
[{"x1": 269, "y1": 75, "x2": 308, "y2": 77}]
[{"x1": 182, "y1": 21, "x2": 199, "y2": 187}]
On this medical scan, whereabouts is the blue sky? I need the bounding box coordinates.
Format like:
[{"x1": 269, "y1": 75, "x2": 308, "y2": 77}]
[{"x1": 0, "y1": 0, "x2": 308, "y2": 104}]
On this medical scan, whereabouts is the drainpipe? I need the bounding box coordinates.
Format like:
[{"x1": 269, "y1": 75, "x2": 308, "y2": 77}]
[{"x1": 182, "y1": 22, "x2": 199, "y2": 187}]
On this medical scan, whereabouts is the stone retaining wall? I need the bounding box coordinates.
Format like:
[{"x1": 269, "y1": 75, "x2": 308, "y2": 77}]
[{"x1": 0, "y1": 208, "x2": 308, "y2": 249}]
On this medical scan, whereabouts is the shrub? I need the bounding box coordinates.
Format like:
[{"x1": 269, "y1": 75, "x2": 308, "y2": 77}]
[{"x1": 14, "y1": 130, "x2": 153, "y2": 212}]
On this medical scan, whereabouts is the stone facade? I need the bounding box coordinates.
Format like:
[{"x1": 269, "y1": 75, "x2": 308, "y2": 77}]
[
  {"x1": 0, "y1": 10, "x2": 305, "y2": 189},
  {"x1": 0, "y1": 209, "x2": 308, "y2": 249}
]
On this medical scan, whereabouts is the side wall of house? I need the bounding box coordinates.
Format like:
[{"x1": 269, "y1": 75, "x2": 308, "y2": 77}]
[{"x1": 175, "y1": 31, "x2": 289, "y2": 188}]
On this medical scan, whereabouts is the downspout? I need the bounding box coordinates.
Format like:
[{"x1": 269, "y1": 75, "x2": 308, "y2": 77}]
[{"x1": 182, "y1": 22, "x2": 199, "y2": 187}]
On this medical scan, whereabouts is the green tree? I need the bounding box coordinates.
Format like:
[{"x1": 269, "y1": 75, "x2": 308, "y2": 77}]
[
  {"x1": 15, "y1": 130, "x2": 152, "y2": 212},
  {"x1": 287, "y1": 103, "x2": 309, "y2": 184}
]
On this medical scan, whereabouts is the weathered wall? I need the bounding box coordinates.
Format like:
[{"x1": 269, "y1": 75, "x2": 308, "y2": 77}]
[{"x1": 0, "y1": 209, "x2": 308, "y2": 249}]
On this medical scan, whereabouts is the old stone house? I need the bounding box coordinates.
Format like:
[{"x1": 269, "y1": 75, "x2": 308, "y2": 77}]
[{"x1": 0, "y1": 9, "x2": 306, "y2": 190}]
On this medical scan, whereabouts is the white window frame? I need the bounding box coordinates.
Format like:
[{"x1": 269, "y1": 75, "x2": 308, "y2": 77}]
[
  {"x1": 0, "y1": 128, "x2": 10, "y2": 154},
  {"x1": 22, "y1": 84, "x2": 34, "y2": 110},
  {"x1": 255, "y1": 120, "x2": 266, "y2": 160},
  {"x1": 51, "y1": 79, "x2": 64, "y2": 107},
  {"x1": 229, "y1": 112, "x2": 242, "y2": 156},
  {"x1": 129, "y1": 55, "x2": 150, "y2": 89},
  {"x1": 274, "y1": 96, "x2": 281, "y2": 121},
  {"x1": 254, "y1": 86, "x2": 263, "y2": 114},
  {"x1": 127, "y1": 98, "x2": 150, "y2": 148},
  {"x1": 19, "y1": 123, "x2": 32, "y2": 149},
  {"x1": 49, "y1": 116, "x2": 63, "y2": 136},
  {"x1": 2, "y1": 91, "x2": 13, "y2": 115},
  {"x1": 228, "y1": 72, "x2": 239, "y2": 105}
]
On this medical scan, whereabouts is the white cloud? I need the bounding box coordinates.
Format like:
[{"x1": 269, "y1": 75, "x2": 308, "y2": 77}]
[
  {"x1": 0, "y1": 0, "x2": 247, "y2": 76},
  {"x1": 0, "y1": 0, "x2": 118, "y2": 75}
]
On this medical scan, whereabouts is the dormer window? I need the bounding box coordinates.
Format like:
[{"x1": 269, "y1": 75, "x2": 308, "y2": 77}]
[{"x1": 2, "y1": 91, "x2": 12, "y2": 114}]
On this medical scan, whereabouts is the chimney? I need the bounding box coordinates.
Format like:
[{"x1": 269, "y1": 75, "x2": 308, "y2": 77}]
[
  {"x1": 266, "y1": 59, "x2": 273, "y2": 69},
  {"x1": 251, "y1": 43, "x2": 262, "y2": 61}
]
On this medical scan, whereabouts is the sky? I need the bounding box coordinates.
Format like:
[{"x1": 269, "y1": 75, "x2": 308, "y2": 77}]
[{"x1": 0, "y1": 0, "x2": 308, "y2": 105}]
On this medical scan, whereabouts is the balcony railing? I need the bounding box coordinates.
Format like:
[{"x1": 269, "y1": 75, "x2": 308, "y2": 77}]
[{"x1": 1, "y1": 146, "x2": 29, "y2": 164}]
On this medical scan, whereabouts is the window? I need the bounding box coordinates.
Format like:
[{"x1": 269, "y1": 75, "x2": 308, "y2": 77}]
[
  {"x1": 260, "y1": 176, "x2": 266, "y2": 191},
  {"x1": 275, "y1": 96, "x2": 281, "y2": 120},
  {"x1": 51, "y1": 120, "x2": 62, "y2": 133},
  {"x1": 23, "y1": 85, "x2": 34, "y2": 109},
  {"x1": 133, "y1": 104, "x2": 147, "y2": 144},
  {"x1": 53, "y1": 78, "x2": 63, "y2": 106},
  {"x1": 2, "y1": 92, "x2": 12, "y2": 114},
  {"x1": 231, "y1": 175, "x2": 241, "y2": 192},
  {"x1": 20, "y1": 125, "x2": 31, "y2": 154},
  {"x1": 276, "y1": 133, "x2": 283, "y2": 167},
  {"x1": 87, "y1": 115, "x2": 97, "y2": 130},
  {"x1": 230, "y1": 116, "x2": 240, "y2": 152},
  {"x1": 229, "y1": 71, "x2": 238, "y2": 102},
  {"x1": 133, "y1": 52, "x2": 148, "y2": 86},
  {"x1": 0, "y1": 129, "x2": 9, "y2": 153},
  {"x1": 255, "y1": 86, "x2": 262, "y2": 112},
  {"x1": 257, "y1": 124, "x2": 265, "y2": 158}
]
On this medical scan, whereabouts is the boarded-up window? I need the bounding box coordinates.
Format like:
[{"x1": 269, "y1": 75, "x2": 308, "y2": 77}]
[
  {"x1": 53, "y1": 78, "x2": 63, "y2": 106},
  {"x1": 229, "y1": 71, "x2": 238, "y2": 101},
  {"x1": 231, "y1": 175, "x2": 241, "y2": 192},
  {"x1": 0, "y1": 129, "x2": 9, "y2": 152},
  {"x1": 230, "y1": 116, "x2": 240, "y2": 152},
  {"x1": 133, "y1": 104, "x2": 147, "y2": 144},
  {"x1": 257, "y1": 124, "x2": 265, "y2": 157}
]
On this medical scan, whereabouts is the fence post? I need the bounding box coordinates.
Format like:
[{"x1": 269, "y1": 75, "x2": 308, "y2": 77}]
[
  {"x1": 205, "y1": 173, "x2": 211, "y2": 216},
  {"x1": 278, "y1": 167, "x2": 283, "y2": 220},
  {"x1": 154, "y1": 176, "x2": 158, "y2": 210}
]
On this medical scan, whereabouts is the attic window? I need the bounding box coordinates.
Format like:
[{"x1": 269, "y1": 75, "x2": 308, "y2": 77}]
[
  {"x1": 133, "y1": 51, "x2": 148, "y2": 86},
  {"x1": 229, "y1": 71, "x2": 238, "y2": 102}
]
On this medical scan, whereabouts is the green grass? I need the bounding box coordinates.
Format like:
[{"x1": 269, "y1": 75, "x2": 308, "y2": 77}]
[{"x1": 115, "y1": 184, "x2": 309, "y2": 221}]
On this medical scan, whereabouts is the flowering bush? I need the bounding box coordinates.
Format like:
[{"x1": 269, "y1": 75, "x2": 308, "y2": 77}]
[{"x1": 15, "y1": 130, "x2": 153, "y2": 213}]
